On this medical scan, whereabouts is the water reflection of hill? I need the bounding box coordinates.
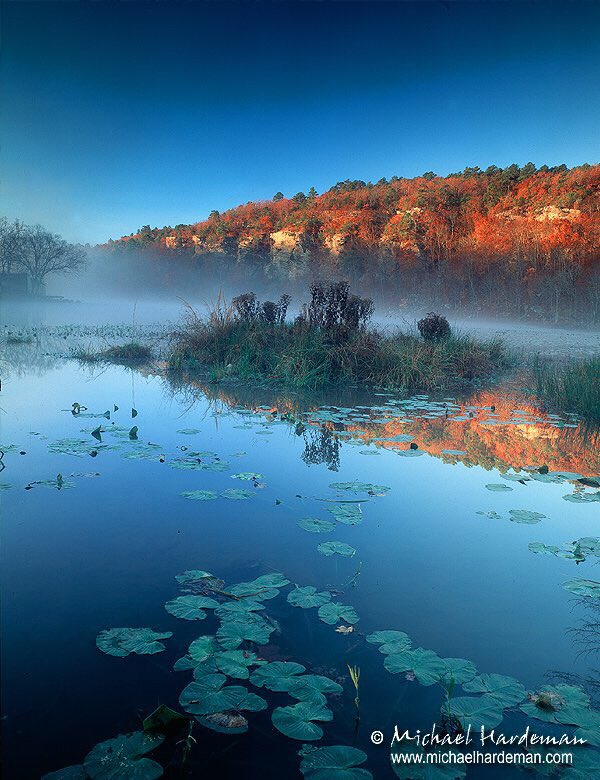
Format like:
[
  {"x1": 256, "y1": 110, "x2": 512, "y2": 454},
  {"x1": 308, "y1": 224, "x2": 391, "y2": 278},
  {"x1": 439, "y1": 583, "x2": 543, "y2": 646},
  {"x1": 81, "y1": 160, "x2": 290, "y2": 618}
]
[{"x1": 168, "y1": 378, "x2": 599, "y2": 477}]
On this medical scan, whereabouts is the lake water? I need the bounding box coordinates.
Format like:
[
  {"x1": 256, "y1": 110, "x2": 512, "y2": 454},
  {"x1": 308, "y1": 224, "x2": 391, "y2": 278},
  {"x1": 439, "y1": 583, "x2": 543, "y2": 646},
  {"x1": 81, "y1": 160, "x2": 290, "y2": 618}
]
[{"x1": 1, "y1": 310, "x2": 599, "y2": 779}]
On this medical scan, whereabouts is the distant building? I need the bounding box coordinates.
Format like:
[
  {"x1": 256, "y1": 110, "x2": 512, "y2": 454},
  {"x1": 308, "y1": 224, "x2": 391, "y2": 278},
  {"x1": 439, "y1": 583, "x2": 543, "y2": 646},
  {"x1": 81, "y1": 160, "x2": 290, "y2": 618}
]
[{"x1": 0, "y1": 272, "x2": 33, "y2": 296}]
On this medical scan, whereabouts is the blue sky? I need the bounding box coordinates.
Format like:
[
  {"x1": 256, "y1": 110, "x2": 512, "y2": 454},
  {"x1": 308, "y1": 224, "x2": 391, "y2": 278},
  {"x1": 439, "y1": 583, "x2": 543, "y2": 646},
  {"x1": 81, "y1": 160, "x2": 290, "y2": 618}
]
[{"x1": 2, "y1": 1, "x2": 599, "y2": 244}]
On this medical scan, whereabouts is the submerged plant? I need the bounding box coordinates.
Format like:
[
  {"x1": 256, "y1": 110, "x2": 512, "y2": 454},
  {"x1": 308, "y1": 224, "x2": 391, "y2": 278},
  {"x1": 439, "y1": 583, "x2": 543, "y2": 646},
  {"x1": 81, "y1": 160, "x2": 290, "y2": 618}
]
[{"x1": 347, "y1": 664, "x2": 361, "y2": 722}]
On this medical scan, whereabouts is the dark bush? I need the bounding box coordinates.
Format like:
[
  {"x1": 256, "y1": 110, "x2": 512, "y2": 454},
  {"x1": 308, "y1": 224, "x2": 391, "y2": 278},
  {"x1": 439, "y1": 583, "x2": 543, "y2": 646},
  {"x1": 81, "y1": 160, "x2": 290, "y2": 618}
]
[
  {"x1": 259, "y1": 294, "x2": 291, "y2": 324},
  {"x1": 233, "y1": 292, "x2": 291, "y2": 325},
  {"x1": 417, "y1": 312, "x2": 451, "y2": 341},
  {"x1": 304, "y1": 281, "x2": 373, "y2": 331},
  {"x1": 232, "y1": 292, "x2": 260, "y2": 323}
]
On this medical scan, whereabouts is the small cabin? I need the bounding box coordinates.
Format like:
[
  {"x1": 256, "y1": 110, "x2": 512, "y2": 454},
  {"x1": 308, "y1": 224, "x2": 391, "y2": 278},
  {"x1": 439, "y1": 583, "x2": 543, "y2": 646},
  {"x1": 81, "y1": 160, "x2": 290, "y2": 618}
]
[{"x1": 0, "y1": 272, "x2": 33, "y2": 296}]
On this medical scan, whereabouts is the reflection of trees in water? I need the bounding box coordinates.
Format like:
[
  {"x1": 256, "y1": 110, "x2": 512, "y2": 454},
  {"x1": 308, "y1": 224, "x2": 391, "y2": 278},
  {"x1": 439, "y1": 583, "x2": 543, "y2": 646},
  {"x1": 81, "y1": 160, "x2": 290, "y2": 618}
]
[
  {"x1": 569, "y1": 597, "x2": 600, "y2": 661},
  {"x1": 301, "y1": 428, "x2": 340, "y2": 471},
  {"x1": 0, "y1": 341, "x2": 65, "y2": 379},
  {"x1": 545, "y1": 597, "x2": 600, "y2": 708}
]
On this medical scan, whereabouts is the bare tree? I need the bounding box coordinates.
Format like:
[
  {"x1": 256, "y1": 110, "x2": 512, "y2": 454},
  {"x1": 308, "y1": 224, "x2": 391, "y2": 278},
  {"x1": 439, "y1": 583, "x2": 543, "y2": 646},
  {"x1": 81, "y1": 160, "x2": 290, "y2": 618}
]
[
  {"x1": 0, "y1": 217, "x2": 25, "y2": 273},
  {"x1": 16, "y1": 224, "x2": 87, "y2": 294}
]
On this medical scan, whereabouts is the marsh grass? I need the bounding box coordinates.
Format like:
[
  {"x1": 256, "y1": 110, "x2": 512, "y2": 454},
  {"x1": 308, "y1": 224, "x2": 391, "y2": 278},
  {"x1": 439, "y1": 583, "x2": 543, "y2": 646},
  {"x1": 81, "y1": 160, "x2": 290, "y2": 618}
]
[
  {"x1": 533, "y1": 357, "x2": 600, "y2": 420},
  {"x1": 72, "y1": 342, "x2": 154, "y2": 368},
  {"x1": 168, "y1": 312, "x2": 509, "y2": 391}
]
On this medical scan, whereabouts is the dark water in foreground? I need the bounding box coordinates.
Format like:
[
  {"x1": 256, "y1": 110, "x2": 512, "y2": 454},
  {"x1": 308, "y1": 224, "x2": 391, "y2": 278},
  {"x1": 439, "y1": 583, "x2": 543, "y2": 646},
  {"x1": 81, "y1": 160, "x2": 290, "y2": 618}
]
[{"x1": 1, "y1": 328, "x2": 599, "y2": 779}]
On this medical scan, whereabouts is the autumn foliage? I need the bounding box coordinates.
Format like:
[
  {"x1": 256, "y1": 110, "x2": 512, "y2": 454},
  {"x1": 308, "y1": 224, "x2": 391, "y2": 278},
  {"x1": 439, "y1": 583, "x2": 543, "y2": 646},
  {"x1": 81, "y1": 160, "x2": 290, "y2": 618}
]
[{"x1": 108, "y1": 164, "x2": 599, "y2": 322}]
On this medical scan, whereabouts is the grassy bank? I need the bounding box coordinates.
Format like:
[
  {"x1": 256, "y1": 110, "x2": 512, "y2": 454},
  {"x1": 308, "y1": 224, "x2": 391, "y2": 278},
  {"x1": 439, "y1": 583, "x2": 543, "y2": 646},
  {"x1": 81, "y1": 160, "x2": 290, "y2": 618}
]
[
  {"x1": 533, "y1": 357, "x2": 600, "y2": 421},
  {"x1": 168, "y1": 315, "x2": 509, "y2": 392}
]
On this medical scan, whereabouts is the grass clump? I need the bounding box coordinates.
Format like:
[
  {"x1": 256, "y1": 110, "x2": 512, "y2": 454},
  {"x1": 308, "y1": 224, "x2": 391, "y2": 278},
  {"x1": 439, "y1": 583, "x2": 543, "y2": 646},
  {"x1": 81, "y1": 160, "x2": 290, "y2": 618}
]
[
  {"x1": 168, "y1": 289, "x2": 509, "y2": 392},
  {"x1": 533, "y1": 357, "x2": 600, "y2": 421},
  {"x1": 72, "y1": 342, "x2": 153, "y2": 368}
]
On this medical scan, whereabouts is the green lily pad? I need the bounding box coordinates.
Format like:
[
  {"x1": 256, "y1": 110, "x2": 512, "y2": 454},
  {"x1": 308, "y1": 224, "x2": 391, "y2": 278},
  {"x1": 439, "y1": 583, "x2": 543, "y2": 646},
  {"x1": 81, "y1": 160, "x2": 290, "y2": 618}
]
[
  {"x1": 367, "y1": 630, "x2": 411, "y2": 646},
  {"x1": 563, "y1": 579, "x2": 600, "y2": 600},
  {"x1": 217, "y1": 613, "x2": 276, "y2": 649},
  {"x1": 250, "y1": 661, "x2": 306, "y2": 690},
  {"x1": 508, "y1": 509, "x2": 546, "y2": 524},
  {"x1": 42, "y1": 767, "x2": 87, "y2": 780},
  {"x1": 299, "y1": 745, "x2": 372, "y2": 780},
  {"x1": 298, "y1": 517, "x2": 336, "y2": 534},
  {"x1": 214, "y1": 650, "x2": 265, "y2": 679},
  {"x1": 96, "y1": 628, "x2": 172, "y2": 657},
  {"x1": 384, "y1": 648, "x2": 448, "y2": 686},
  {"x1": 215, "y1": 599, "x2": 265, "y2": 619},
  {"x1": 175, "y1": 570, "x2": 214, "y2": 584},
  {"x1": 231, "y1": 472, "x2": 264, "y2": 481},
  {"x1": 165, "y1": 595, "x2": 219, "y2": 620},
  {"x1": 221, "y1": 488, "x2": 253, "y2": 500},
  {"x1": 317, "y1": 541, "x2": 356, "y2": 558},
  {"x1": 288, "y1": 586, "x2": 332, "y2": 609},
  {"x1": 177, "y1": 428, "x2": 200, "y2": 434},
  {"x1": 485, "y1": 484, "x2": 513, "y2": 492},
  {"x1": 520, "y1": 684, "x2": 594, "y2": 726},
  {"x1": 462, "y1": 673, "x2": 526, "y2": 708},
  {"x1": 447, "y1": 694, "x2": 504, "y2": 731},
  {"x1": 563, "y1": 492, "x2": 600, "y2": 504},
  {"x1": 317, "y1": 602, "x2": 359, "y2": 625},
  {"x1": 84, "y1": 731, "x2": 164, "y2": 780},
  {"x1": 228, "y1": 573, "x2": 290, "y2": 601},
  {"x1": 271, "y1": 701, "x2": 333, "y2": 741},
  {"x1": 287, "y1": 674, "x2": 343, "y2": 704},
  {"x1": 529, "y1": 541, "x2": 561, "y2": 556},
  {"x1": 174, "y1": 635, "x2": 221, "y2": 670},
  {"x1": 180, "y1": 490, "x2": 217, "y2": 501},
  {"x1": 327, "y1": 504, "x2": 363, "y2": 525},
  {"x1": 180, "y1": 674, "x2": 267, "y2": 716},
  {"x1": 329, "y1": 481, "x2": 390, "y2": 496}
]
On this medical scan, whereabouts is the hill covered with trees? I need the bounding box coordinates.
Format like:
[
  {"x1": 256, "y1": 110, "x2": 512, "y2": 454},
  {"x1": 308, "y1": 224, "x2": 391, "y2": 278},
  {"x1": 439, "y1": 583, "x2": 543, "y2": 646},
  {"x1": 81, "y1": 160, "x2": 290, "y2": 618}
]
[{"x1": 107, "y1": 163, "x2": 599, "y2": 322}]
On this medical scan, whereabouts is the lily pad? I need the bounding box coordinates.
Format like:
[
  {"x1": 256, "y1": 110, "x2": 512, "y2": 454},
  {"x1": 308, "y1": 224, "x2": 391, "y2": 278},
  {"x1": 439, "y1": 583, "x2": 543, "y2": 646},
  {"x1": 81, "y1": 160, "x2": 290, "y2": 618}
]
[
  {"x1": 462, "y1": 673, "x2": 526, "y2": 708},
  {"x1": 317, "y1": 602, "x2": 359, "y2": 625},
  {"x1": 250, "y1": 661, "x2": 306, "y2": 691},
  {"x1": 299, "y1": 745, "x2": 372, "y2": 780},
  {"x1": 180, "y1": 490, "x2": 217, "y2": 501},
  {"x1": 84, "y1": 731, "x2": 164, "y2": 780},
  {"x1": 508, "y1": 509, "x2": 546, "y2": 524},
  {"x1": 287, "y1": 674, "x2": 343, "y2": 704},
  {"x1": 175, "y1": 570, "x2": 214, "y2": 584},
  {"x1": 174, "y1": 635, "x2": 221, "y2": 670},
  {"x1": 165, "y1": 595, "x2": 219, "y2": 620},
  {"x1": 329, "y1": 481, "x2": 390, "y2": 496},
  {"x1": 327, "y1": 504, "x2": 363, "y2": 525},
  {"x1": 221, "y1": 488, "x2": 254, "y2": 500},
  {"x1": 96, "y1": 628, "x2": 172, "y2": 657},
  {"x1": 520, "y1": 684, "x2": 594, "y2": 726},
  {"x1": 271, "y1": 701, "x2": 333, "y2": 741},
  {"x1": 231, "y1": 472, "x2": 264, "y2": 481},
  {"x1": 217, "y1": 613, "x2": 276, "y2": 648},
  {"x1": 288, "y1": 586, "x2": 332, "y2": 609},
  {"x1": 317, "y1": 541, "x2": 356, "y2": 558},
  {"x1": 42, "y1": 767, "x2": 88, "y2": 780},
  {"x1": 563, "y1": 579, "x2": 600, "y2": 600},
  {"x1": 447, "y1": 694, "x2": 504, "y2": 731},
  {"x1": 228, "y1": 572, "x2": 290, "y2": 601},
  {"x1": 180, "y1": 674, "x2": 267, "y2": 716},
  {"x1": 298, "y1": 518, "x2": 336, "y2": 534},
  {"x1": 214, "y1": 650, "x2": 265, "y2": 679},
  {"x1": 485, "y1": 484, "x2": 513, "y2": 492}
]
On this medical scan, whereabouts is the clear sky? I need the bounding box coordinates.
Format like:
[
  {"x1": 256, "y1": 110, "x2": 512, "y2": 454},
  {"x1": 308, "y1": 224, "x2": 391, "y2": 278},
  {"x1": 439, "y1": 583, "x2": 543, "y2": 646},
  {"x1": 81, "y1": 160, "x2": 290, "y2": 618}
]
[{"x1": 1, "y1": 0, "x2": 599, "y2": 244}]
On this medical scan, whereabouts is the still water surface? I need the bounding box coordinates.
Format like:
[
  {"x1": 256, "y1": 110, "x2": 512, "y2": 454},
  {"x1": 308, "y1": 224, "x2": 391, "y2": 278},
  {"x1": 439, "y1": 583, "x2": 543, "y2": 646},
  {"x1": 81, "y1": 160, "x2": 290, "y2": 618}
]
[{"x1": 1, "y1": 316, "x2": 599, "y2": 779}]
